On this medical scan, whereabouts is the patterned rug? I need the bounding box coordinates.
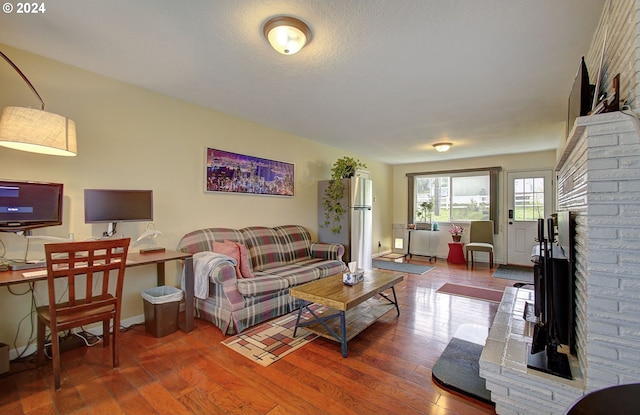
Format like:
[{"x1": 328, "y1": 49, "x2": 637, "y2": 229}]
[
  {"x1": 221, "y1": 305, "x2": 328, "y2": 367},
  {"x1": 436, "y1": 283, "x2": 504, "y2": 303}
]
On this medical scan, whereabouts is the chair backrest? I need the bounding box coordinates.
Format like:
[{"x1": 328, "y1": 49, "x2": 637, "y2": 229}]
[
  {"x1": 469, "y1": 221, "x2": 494, "y2": 245},
  {"x1": 44, "y1": 238, "x2": 130, "y2": 327}
]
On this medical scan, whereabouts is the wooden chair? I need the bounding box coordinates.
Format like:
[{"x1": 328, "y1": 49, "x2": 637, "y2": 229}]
[
  {"x1": 36, "y1": 238, "x2": 130, "y2": 390},
  {"x1": 465, "y1": 220, "x2": 494, "y2": 268}
]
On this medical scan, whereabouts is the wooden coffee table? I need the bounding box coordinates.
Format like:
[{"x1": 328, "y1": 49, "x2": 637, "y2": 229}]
[{"x1": 289, "y1": 269, "x2": 403, "y2": 357}]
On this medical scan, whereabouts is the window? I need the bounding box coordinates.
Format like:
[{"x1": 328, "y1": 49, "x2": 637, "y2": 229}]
[
  {"x1": 407, "y1": 167, "x2": 500, "y2": 231},
  {"x1": 513, "y1": 177, "x2": 545, "y2": 221}
]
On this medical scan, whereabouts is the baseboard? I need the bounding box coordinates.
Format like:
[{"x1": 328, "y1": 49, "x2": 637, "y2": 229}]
[{"x1": 372, "y1": 250, "x2": 392, "y2": 258}]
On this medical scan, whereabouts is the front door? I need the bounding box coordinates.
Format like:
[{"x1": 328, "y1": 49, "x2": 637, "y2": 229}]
[{"x1": 506, "y1": 171, "x2": 553, "y2": 266}]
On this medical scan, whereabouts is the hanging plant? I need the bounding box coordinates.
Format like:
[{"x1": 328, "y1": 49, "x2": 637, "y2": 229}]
[{"x1": 321, "y1": 157, "x2": 367, "y2": 234}]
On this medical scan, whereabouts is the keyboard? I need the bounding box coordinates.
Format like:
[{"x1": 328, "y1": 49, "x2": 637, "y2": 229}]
[{"x1": 22, "y1": 269, "x2": 48, "y2": 278}]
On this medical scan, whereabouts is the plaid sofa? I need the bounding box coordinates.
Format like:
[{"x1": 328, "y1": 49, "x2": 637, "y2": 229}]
[{"x1": 177, "y1": 225, "x2": 346, "y2": 334}]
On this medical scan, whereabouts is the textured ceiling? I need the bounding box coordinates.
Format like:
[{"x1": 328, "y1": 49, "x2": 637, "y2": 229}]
[{"x1": 0, "y1": 0, "x2": 605, "y2": 164}]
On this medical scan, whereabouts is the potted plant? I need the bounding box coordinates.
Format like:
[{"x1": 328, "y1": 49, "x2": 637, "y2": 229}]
[
  {"x1": 415, "y1": 201, "x2": 433, "y2": 230},
  {"x1": 449, "y1": 224, "x2": 465, "y2": 242},
  {"x1": 321, "y1": 157, "x2": 367, "y2": 234}
]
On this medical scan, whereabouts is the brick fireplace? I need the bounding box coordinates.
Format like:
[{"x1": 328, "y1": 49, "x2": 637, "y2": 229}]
[{"x1": 480, "y1": 112, "x2": 640, "y2": 414}]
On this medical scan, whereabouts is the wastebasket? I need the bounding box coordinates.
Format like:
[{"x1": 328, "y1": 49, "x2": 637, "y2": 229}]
[{"x1": 141, "y1": 286, "x2": 183, "y2": 338}]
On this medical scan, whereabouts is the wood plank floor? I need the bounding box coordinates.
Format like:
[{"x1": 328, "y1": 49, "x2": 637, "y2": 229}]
[{"x1": 0, "y1": 257, "x2": 519, "y2": 415}]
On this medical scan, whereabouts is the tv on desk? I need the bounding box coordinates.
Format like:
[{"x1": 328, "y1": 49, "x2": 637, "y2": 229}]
[
  {"x1": 0, "y1": 180, "x2": 64, "y2": 232},
  {"x1": 84, "y1": 189, "x2": 153, "y2": 237}
]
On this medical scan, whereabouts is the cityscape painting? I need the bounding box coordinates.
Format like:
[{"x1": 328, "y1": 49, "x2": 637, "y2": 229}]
[{"x1": 205, "y1": 148, "x2": 295, "y2": 197}]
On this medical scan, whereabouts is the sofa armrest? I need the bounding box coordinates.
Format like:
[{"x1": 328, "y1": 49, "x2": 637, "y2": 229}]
[
  {"x1": 310, "y1": 242, "x2": 345, "y2": 261},
  {"x1": 209, "y1": 263, "x2": 245, "y2": 312}
]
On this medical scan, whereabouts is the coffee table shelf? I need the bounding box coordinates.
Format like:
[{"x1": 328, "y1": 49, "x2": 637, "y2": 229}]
[
  {"x1": 302, "y1": 297, "x2": 397, "y2": 343},
  {"x1": 290, "y1": 270, "x2": 403, "y2": 357}
]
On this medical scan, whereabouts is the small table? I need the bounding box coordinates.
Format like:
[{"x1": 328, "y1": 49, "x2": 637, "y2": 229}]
[
  {"x1": 405, "y1": 228, "x2": 437, "y2": 262},
  {"x1": 289, "y1": 270, "x2": 403, "y2": 357},
  {"x1": 447, "y1": 242, "x2": 466, "y2": 264}
]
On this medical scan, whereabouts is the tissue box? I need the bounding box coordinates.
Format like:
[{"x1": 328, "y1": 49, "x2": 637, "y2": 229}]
[{"x1": 343, "y1": 270, "x2": 364, "y2": 286}]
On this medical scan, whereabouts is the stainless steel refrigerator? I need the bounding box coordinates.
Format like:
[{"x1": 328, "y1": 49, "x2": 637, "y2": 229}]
[{"x1": 318, "y1": 177, "x2": 373, "y2": 270}]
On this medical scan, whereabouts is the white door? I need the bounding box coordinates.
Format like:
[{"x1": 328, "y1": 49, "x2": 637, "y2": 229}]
[{"x1": 506, "y1": 171, "x2": 553, "y2": 266}]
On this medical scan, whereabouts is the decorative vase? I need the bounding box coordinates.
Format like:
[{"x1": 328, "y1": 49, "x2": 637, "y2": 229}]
[{"x1": 452, "y1": 234, "x2": 462, "y2": 242}]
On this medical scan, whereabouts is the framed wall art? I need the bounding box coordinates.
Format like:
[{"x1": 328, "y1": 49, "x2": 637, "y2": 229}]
[{"x1": 205, "y1": 148, "x2": 295, "y2": 197}]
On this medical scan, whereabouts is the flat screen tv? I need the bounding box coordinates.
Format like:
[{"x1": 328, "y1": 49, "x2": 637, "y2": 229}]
[
  {"x1": 566, "y1": 57, "x2": 594, "y2": 137},
  {"x1": 84, "y1": 189, "x2": 153, "y2": 223},
  {"x1": 0, "y1": 180, "x2": 64, "y2": 232}
]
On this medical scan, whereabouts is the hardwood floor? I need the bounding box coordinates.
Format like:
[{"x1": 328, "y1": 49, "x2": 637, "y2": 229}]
[{"x1": 0, "y1": 258, "x2": 517, "y2": 415}]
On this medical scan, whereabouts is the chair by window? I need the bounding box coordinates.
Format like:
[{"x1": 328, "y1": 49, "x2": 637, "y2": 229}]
[
  {"x1": 36, "y1": 238, "x2": 130, "y2": 390},
  {"x1": 465, "y1": 220, "x2": 494, "y2": 268}
]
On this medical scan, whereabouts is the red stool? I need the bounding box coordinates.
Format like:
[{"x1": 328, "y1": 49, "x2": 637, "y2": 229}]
[{"x1": 447, "y1": 242, "x2": 466, "y2": 264}]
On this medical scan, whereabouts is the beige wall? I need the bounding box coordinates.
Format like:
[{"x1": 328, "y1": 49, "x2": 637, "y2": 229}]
[
  {"x1": 392, "y1": 150, "x2": 557, "y2": 262},
  {"x1": 0, "y1": 44, "x2": 392, "y2": 351}
]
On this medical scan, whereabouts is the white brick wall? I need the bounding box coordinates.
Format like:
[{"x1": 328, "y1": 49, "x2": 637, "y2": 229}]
[
  {"x1": 558, "y1": 112, "x2": 640, "y2": 392},
  {"x1": 479, "y1": 1, "x2": 640, "y2": 412},
  {"x1": 480, "y1": 113, "x2": 640, "y2": 414},
  {"x1": 585, "y1": 0, "x2": 638, "y2": 111}
]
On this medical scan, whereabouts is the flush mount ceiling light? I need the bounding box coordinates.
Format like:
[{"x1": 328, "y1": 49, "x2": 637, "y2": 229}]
[
  {"x1": 263, "y1": 16, "x2": 311, "y2": 55},
  {"x1": 433, "y1": 142, "x2": 453, "y2": 152},
  {"x1": 0, "y1": 51, "x2": 77, "y2": 156}
]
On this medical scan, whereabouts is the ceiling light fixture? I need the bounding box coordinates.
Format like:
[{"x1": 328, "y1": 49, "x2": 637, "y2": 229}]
[
  {"x1": 263, "y1": 16, "x2": 311, "y2": 55},
  {"x1": 433, "y1": 142, "x2": 452, "y2": 152},
  {"x1": 0, "y1": 51, "x2": 77, "y2": 156}
]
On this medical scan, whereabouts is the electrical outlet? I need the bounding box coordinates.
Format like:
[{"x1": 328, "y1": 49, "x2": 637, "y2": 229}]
[{"x1": 378, "y1": 241, "x2": 381, "y2": 248}]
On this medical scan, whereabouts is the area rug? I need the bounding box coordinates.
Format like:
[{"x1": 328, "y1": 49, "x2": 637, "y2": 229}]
[
  {"x1": 432, "y1": 324, "x2": 493, "y2": 405},
  {"x1": 221, "y1": 305, "x2": 327, "y2": 367},
  {"x1": 372, "y1": 259, "x2": 434, "y2": 275},
  {"x1": 436, "y1": 283, "x2": 504, "y2": 303},
  {"x1": 493, "y1": 264, "x2": 534, "y2": 283}
]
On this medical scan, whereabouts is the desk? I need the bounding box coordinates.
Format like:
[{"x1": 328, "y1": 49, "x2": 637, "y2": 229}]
[{"x1": 0, "y1": 250, "x2": 195, "y2": 333}]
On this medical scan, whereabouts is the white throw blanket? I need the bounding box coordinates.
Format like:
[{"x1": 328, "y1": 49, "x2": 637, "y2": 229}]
[{"x1": 182, "y1": 251, "x2": 237, "y2": 299}]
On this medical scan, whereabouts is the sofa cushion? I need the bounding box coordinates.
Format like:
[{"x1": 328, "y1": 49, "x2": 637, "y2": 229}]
[
  {"x1": 236, "y1": 274, "x2": 289, "y2": 297},
  {"x1": 240, "y1": 227, "x2": 287, "y2": 271},
  {"x1": 293, "y1": 258, "x2": 348, "y2": 279},
  {"x1": 259, "y1": 264, "x2": 320, "y2": 286},
  {"x1": 274, "y1": 225, "x2": 312, "y2": 262},
  {"x1": 229, "y1": 241, "x2": 255, "y2": 278},
  {"x1": 213, "y1": 240, "x2": 243, "y2": 277}
]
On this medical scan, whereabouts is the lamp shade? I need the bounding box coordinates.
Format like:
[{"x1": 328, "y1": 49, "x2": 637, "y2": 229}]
[
  {"x1": 263, "y1": 16, "x2": 311, "y2": 55},
  {"x1": 0, "y1": 106, "x2": 77, "y2": 156}
]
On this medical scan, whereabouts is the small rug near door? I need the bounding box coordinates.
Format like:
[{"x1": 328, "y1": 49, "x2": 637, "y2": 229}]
[
  {"x1": 493, "y1": 264, "x2": 534, "y2": 283},
  {"x1": 221, "y1": 305, "x2": 327, "y2": 367},
  {"x1": 432, "y1": 324, "x2": 493, "y2": 405},
  {"x1": 380, "y1": 253, "x2": 405, "y2": 260},
  {"x1": 436, "y1": 283, "x2": 504, "y2": 303},
  {"x1": 372, "y1": 259, "x2": 434, "y2": 275}
]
